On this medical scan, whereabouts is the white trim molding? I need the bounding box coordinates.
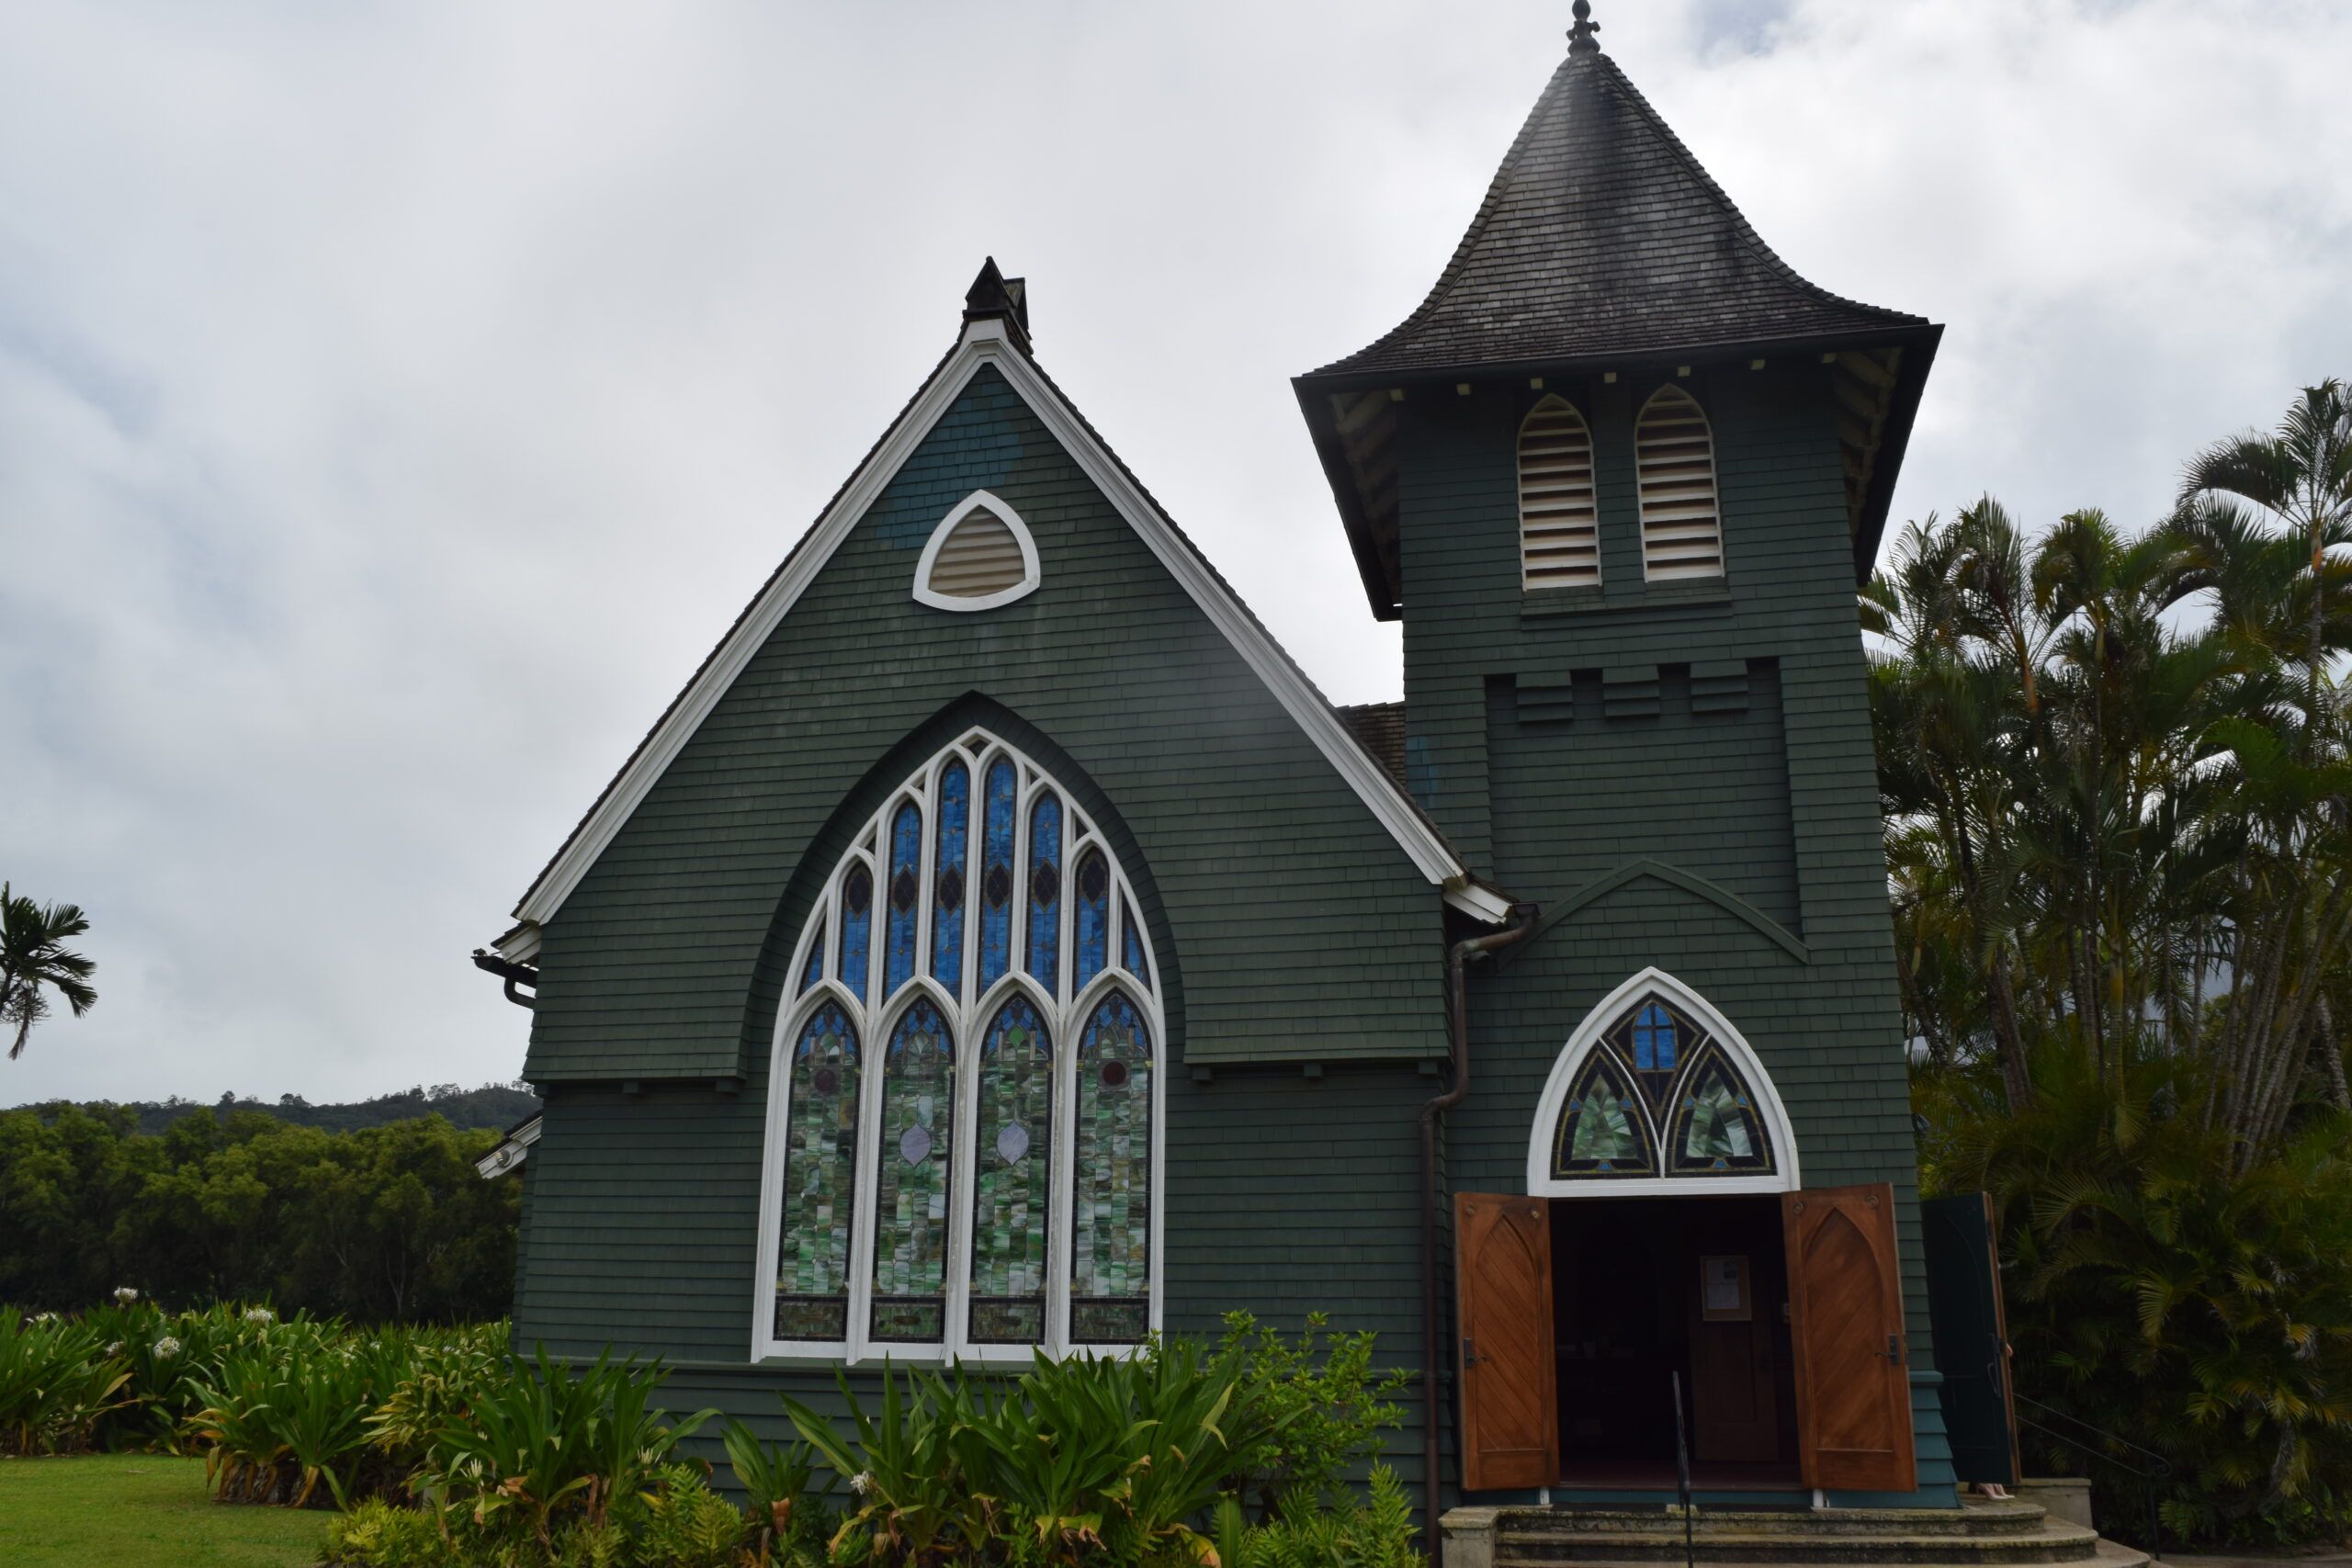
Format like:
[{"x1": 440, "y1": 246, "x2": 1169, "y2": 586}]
[
  {"x1": 750, "y1": 727, "x2": 1166, "y2": 1367},
  {"x1": 911, "y1": 489, "x2": 1041, "y2": 611},
  {"x1": 501, "y1": 314, "x2": 1498, "y2": 939},
  {"x1": 1525, "y1": 966, "x2": 1799, "y2": 1198},
  {"x1": 475, "y1": 1115, "x2": 542, "y2": 1179}
]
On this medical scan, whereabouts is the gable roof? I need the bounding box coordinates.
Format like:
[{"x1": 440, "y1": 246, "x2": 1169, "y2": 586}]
[
  {"x1": 1294, "y1": 27, "x2": 1942, "y2": 618},
  {"x1": 1309, "y1": 39, "x2": 1928, "y2": 379},
  {"x1": 493, "y1": 295, "x2": 1510, "y2": 963}
]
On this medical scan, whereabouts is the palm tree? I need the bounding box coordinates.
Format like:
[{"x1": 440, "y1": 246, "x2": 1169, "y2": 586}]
[
  {"x1": 2176, "y1": 379, "x2": 2352, "y2": 755},
  {"x1": 0, "y1": 884, "x2": 97, "y2": 1059}
]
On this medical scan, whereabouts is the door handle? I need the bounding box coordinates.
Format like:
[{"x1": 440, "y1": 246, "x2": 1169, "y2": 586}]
[
  {"x1": 1462, "y1": 1337, "x2": 1481, "y2": 1368},
  {"x1": 1883, "y1": 1334, "x2": 1906, "y2": 1366}
]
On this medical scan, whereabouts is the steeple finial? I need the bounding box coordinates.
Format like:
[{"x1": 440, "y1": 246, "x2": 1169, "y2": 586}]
[{"x1": 1568, "y1": 0, "x2": 1600, "y2": 53}]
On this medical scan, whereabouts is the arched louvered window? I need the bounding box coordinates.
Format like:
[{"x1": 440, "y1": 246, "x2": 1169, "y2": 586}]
[
  {"x1": 913, "y1": 491, "x2": 1041, "y2": 610},
  {"x1": 759, "y1": 728, "x2": 1164, "y2": 1361},
  {"x1": 1635, "y1": 387, "x2": 1724, "y2": 580},
  {"x1": 1518, "y1": 395, "x2": 1600, "y2": 590}
]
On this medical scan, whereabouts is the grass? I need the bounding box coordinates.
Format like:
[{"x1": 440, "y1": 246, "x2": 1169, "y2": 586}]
[{"x1": 0, "y1": 1453, "x2": 330, "y2": 1567}]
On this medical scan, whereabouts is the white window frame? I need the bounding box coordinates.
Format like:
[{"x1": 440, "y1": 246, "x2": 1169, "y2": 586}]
[
  {"x1": 1526, "y1": 966, "x2": 1798, "y2": 1198},
  {"x1": 911, "y1": 490, "x2": 1042, "y2": 612},
  {"x1": 751, "y1": 728, "x2": 1166, "y2": 1365}
]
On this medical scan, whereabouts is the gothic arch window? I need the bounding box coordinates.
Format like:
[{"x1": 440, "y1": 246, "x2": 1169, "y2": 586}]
[
  {"x1": 1634, "y1": 386, "x2": 1724, "y2": 581},
  {"x1": 1518, "y1": 395, "x2": 1600, "y2": 590},
  {"x1": 1528, "y1": 968, "x2": 1795, "y2": 1197},
  {"x1": 757, "y1": 728, "x2": 1164, "y2": 1361}
]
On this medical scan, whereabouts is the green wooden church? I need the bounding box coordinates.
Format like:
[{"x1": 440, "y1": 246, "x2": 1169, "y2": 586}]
[{"x1": 473, "y1": 5, "x2": 2033, "y2": 1547}]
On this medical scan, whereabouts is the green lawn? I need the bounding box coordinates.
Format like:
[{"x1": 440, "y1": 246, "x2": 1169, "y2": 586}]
[{"x1": 0, "y1": 1453, "x2": 331, "y2": 1567}]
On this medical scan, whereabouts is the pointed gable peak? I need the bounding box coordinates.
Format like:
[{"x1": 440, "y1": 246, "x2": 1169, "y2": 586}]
[
  {"x1": 1308, "y1": 14, "x2": 1927, "y2": 379},
  {"x1": 962, "y1": 256, "x2": 1033, "y2": 354}
]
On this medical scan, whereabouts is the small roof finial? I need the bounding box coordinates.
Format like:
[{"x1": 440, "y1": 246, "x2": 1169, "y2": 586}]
[{"x1": 1568, "y1": 0, "x2": 1600, "y2": 53}]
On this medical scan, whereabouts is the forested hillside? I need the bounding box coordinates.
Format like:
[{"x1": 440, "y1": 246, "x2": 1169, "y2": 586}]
[{"x1": 6, "y1": 1081, "x2": 539, "y2": 1135}]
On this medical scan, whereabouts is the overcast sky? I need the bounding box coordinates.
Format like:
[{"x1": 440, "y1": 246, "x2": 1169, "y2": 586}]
[{"x1": 4, "y1": 0, "x2": 2346, "y2": 1107}]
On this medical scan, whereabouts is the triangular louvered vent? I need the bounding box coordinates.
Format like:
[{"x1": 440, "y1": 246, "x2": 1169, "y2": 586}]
[
  {"x1": 919, "y1": 501, "x2": 1035, "y2": 608},
  {"x1": 1519, "y1": 395, "x2": 1600, "y2": 590},
  {"x1": 1635, "y1": 387, "x2": 1724, "y2": 581}
]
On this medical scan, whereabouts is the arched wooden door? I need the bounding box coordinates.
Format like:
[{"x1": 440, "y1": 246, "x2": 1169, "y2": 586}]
[
  {"x1": 1453, "y1": 1193, "x2": 1558, "y2": 1491},
  {"x1": 1782, "y1": 1184, "x2": 1917, "y2": 1493}
]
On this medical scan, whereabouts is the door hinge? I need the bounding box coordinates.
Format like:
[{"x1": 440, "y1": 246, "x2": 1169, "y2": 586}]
[
  {"x1": 1462, "y1": 1337, "x2": 1481, "y2": 1368},
  {"x1": 1884, "y1": 1334, "x2": 1907, "y2": 1366}
]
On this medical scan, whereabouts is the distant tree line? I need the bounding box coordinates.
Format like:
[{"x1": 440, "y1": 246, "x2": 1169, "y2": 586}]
[
  {"x1": 23, "y1": 1080, "x2": 546, "y2": 1137},
  {"x1": 0, "y1": 1102, "x2": 519, "y2": 1322}
]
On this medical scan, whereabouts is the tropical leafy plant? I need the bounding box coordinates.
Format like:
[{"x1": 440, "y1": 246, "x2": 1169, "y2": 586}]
[{"x1": 0, "y1": 883, "x2": 96, "y2": 1061}]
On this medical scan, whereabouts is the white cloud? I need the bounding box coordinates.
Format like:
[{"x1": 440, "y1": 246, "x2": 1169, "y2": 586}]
[{"x1": 3, "y1": 0, "x2": 2346, "y2": 1103}]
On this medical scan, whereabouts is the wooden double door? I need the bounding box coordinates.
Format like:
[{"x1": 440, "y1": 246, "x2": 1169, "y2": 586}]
[{"x1": 1455, "y1": 1185, "x2": 1917, "y2": 1495}]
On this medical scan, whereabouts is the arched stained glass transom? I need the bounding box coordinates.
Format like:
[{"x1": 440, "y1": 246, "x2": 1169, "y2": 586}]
[
  {"x1": 759, "y1": 728, "x2": 1164, "y2": 1361},
  {"x1": 1529, "y1": 969, "x2": 1795, "y2": 1196}
]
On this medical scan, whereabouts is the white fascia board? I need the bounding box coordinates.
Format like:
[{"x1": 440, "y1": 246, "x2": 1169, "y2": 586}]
[
  {"x1": 493, "y1": 924, "x2": 543, "y2": 964},
  {"x1": 1443, "y1": 880, "x2": 1514, "y2": 924},
  {"x1": 510, "y1": 316, "x2": 1473, "y2": 929},
  {"x1": 475, "y1": 1115, "x2": 543, "y2": 1179}
]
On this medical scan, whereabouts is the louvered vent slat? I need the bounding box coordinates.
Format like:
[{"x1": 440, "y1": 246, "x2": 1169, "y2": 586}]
[
  {"x1": 1635, "y1": 388, "x2": 1724, "y2": 581},
  {"x1": 925, "y1": 508, "x2": 1028, "y2": 599},
  {"x1": 1518, "y1": 395, "x2": 1600, "y2": 590}
]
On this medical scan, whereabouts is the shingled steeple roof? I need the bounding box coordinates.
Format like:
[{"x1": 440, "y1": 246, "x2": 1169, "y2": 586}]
[
  {"x1": 1311, "y1": 14, "x2": 1926, "y2": 378},
  {"x1": 1295, "y1": 8, "x2": 1941, "y2": 617}
]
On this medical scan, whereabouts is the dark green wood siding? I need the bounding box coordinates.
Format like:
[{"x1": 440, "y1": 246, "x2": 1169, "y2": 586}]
[
  {"x1": 523, "y1": 363, "x2": 1448, "y2": 1082},
  {"x1": 517, "y1": 1065, "x2": 1442, "y2": 1506}
]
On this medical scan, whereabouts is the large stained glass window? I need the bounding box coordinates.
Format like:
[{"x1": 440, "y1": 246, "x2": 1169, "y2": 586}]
[
  {"x1": 775, "y1": 1003, "x2": 859, "y2": 1341},
  {"x1": 870, "y1": 998, "x2": 954, "y2": 1342},
  {"x1": 1071, "y1": 991, "x2": 1152, "y2": 1345},
  {"x1": 1547, "y1": 987, "x2": 1777, "y2": 1183},
  {"x1": 969, "y1": 996, "x2": 1053, "y2": 1344},
  {"x1": 766, "y1": 728, "x2": 1162, "y2": 1357}
]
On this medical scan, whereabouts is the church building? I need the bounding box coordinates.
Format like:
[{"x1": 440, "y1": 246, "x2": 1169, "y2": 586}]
[{"x1": 475, "y1": 5, "x2": 2004, "y2": 1545}]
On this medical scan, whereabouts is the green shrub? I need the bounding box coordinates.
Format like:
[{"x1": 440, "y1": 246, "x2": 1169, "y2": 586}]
[
  {"x1": 329, "y1": 1496, "x2": 469, "y2": 1568},
  {"x1": 784, "y1": 1338, "x2": 1288, "y2": 1566},
  {"x1": 1216, "y1": 1311, "x2": 1408, "y2": 1521},
  {"x1": 1215, "y1": 1464, "x2": 1422, "y2": 1568},
  {"x1": 0, "y1": 1309, "x2": 130, "y2": 1453},
  {"x1": 722, "y1": 1416, "x2": 835, "y2": 1563}
]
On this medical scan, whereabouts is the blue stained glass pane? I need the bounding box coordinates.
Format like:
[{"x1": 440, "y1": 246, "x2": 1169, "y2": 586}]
[
  {"x1": 838, "y1": 863, "x2": 874, "y2": 999},
  {"x1": 885, "y1": 803, "x2": 922, "y2": 997},
  {"x1": 1026, "y1": 794, "x2": 1062, "y2": 988},
  {"x1": 799, "y1": 920, "x2": 825, "y2": 994},
  {"x1": 1633, "y1": 1003, "x2": 1677, "y2": 1071},
  {"x1": 931, "y1": 762, "x2": 969, "y2": 991},
  {"x1": 1121, "y1": 898, "x2": 1150, "y2": 984},
  {"x1": 979, "y1": 761, "x2": 1016, "y2": 989},
  {"x1": 1074, "y1": 849, "x2": 1109, "y2": 991}
]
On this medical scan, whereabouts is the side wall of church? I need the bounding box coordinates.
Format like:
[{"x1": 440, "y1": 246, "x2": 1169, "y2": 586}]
[
  {"x1": 517, "y1": 1064, "x2": 1442, "y2": 1504},
  {"x1": 1395, "y1": 361, "x2": 1959, "y2": 1507}
]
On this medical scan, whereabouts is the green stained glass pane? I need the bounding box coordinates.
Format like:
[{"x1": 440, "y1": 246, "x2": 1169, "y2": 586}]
[
  {"x1": 1570, "y1": 1077, "x2": 1639, "y2": 1163},
  {"x1": 775, "y1": 1002, "x2": 859, "y2": 1338},
  {"x1": 969, "y1": 996, "x2": 1053, "y2": 1344},
  {"x1": 870, "y1": 998, "x2": 955, "y2": 1341},
  {"x1": 1671, "y1": 1054, "x2": 1770, "y2": 1173},
  {"x1": 1071, "y1": 992, "x2": 1151, "y2": 1337}
]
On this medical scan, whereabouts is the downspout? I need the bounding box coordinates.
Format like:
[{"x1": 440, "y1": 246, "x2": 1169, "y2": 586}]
[
  {"x1": 471, "y1": 950, "x2": 539, "y2": 1010},
  {"x1": 1421, "y1": 901, "x2": 1538, "y2": 1562}
]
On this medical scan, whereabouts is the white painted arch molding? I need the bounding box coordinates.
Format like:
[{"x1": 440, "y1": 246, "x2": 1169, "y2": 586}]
[{"x1": 1525, "y1": 966, "x2": 1800, "y2": 1198}]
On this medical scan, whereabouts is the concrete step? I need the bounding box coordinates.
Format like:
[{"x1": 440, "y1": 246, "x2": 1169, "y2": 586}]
[
  {"x1": 1515, "y1": 1502, "x2": 2054, "y2": 1540},
  {"x1": 1496, "y1": 1544, "x2": 2152, "y2": 1568},
  {"x1": 1496, "y1": 1518, "x2": 2104, "y2": 1566}
]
